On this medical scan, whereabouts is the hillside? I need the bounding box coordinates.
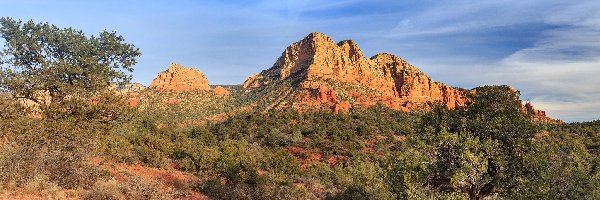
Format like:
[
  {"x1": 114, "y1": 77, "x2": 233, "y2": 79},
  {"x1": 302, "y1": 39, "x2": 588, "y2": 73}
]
[
  {"x1": 243, "y1": 32, "x2": 468, "y2": 112},
  {"x1": 0, "y1": 19, "x2": 595, "y2": 200},
  {"x1": 133, "y1": 33, "x2": 556, "y2": 123}
]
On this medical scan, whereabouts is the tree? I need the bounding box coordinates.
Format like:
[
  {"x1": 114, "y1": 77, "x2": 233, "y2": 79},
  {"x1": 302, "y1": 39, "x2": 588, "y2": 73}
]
[
  {"x1": 0, "y1": 18, "x2": 140, "y2": 189},
  {"x1": 397, "y1": 85, "x2": 538, "y2": 199},
  {"x1": 0, "y1": 17, "x2": 140, "y2": 118}
]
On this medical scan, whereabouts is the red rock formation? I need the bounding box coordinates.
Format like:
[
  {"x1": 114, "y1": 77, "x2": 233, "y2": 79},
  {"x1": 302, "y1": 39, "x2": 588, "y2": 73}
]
[
  {"x1": 243, "y1": 32, "x2": 468, "y2": 111},
  {"x1": 110, "y1": 83, "x2": 146, "y2": 107},
  {"x1": 334, "y1": 102, "x2": 351, "y2": 113},
  {"x1": 150, "y1": 63, "x2": 211, "y2": 92},
  {"x1": 524, "y1": 102, "x2": 563, "y2": 123},
  {"x1": 317, "y1": 85, "x2": 337, "y2": 103},
  {"x1": 213, "y1": 86, "x2": 230, "y2": 97},
  {"x1": 127, "y1": 97, "x2": 140, "y2": 107},
  {"x1": 314, "y1": 85, "x2": 351, "y2": 113}
]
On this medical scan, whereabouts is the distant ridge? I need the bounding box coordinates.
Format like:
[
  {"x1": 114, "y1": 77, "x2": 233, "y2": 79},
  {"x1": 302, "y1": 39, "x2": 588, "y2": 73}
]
[
  {"x1": 150, "y1": 63, "x2": 211, "y2": 92},
  {"x1": 243, "y1": 32, "x2": 467, "y2": 112},
  {"x1": 135, "y1": 32, "x2": 558, "y2": 122}
]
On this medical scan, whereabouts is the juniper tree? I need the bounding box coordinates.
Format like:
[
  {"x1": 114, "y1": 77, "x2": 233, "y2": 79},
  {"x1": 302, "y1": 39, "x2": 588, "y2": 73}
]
[{"x1": 0, "y1": 17, "x2": 140, "y2": 119}]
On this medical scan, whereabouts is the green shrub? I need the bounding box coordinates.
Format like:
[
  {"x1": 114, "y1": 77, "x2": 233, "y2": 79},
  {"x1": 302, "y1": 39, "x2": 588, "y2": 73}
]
[
  {"x1": 121, "y1": 175, "x2": 170, "y2": 200},
  {"x1": 24, "y1": 174, "x2": 62, "y2": 198},
  {"x1": 43, "y1": 149, "x2": 106, "y2": 189},
  {"x1": 0, "y1": 144, "x2": 39, "y2": 187},
  {"x1": 83, "y1": 179, "x2": 124, "y2": 200}
]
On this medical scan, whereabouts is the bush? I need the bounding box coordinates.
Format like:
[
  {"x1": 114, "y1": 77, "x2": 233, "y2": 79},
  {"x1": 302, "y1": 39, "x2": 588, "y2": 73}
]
[
  {"x1": 24, "y1": 174, "x2": 62, "y2": 198},
  {"x1": 83, "y1": 179, "x2": 124, "y2": 200},
  {"x1": 0, "y1": 144, "x2": 39, "y2": 187},
  {"x1": 121, "y1": 175, "x2": 170, "y2": 200},
  {"x1": 215, "y1": 140, "x2": 264, "y2": 184},
  {"x1": 43, "y1": 149, "x2": 106, "y2": 189},
  {"x1": 0, "y1": 142, "x2": 106, "y2": 193}
]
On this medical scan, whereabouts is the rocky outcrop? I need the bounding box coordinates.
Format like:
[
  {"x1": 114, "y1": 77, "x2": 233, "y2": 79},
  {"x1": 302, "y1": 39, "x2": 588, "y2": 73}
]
[
  {"x1": 524, "y1": 102, "x2": 563, "y2": 123},
  {"x1": 110, "y1": 83, "x2": 146, "y2": 107},
  {"x1": 213, "y1": 86, "x2": 230, "y2": 97},
  {"x1": 243, "y1": 32, "x2": 468, "y2": 111},
  {"x1": 150, "y1": 63, "x2": 211, "y2": 92},
  {"x1": 313, "y1": 85, "x2": 350, "y2": 113}
]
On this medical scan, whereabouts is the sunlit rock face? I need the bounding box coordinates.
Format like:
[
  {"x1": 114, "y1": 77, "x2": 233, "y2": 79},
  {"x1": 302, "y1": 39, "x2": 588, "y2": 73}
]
[
  {"x1": 243, "y1": 32, "x2": 468, "y2": 112},
  {"x1": 150, "y1": 63, "x2": 211, "y2": 92}
]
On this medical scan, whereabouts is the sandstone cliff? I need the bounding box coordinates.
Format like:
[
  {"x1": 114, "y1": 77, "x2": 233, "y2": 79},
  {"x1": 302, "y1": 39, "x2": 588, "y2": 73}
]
[
  {"x1": 243, "y1": 32, "x2": 468, "y2": 111},
  {"x1": 524, "y1": 102, "x2": 563, "y2": 123},
  {"x1": 213, "y1": 86, "x2": 231, "y2": 97},
  {"x1": 150, "y1": 63, "x2": 211, "y2": 92}
]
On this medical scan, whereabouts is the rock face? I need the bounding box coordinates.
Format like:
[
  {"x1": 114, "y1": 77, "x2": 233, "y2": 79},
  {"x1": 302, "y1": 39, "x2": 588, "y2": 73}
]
[
  {"x1": 213, "y1": 86, "x2": 231, "y2": 97},
  {"x1": 110, "y1": 83, "x2": 147, "y2": 107},
  {"x1": 524, "y1": 102, "x2": 563, "y2": 123},
  {"x1": 243, "y1": 32, "x2": 468, "y2": 111},
  {"x1": 314, "y1": 85, "x2": 350, "y2": 113},
  {"x1": 150, "y1": 63, "x2": 211, "y2": 92}
]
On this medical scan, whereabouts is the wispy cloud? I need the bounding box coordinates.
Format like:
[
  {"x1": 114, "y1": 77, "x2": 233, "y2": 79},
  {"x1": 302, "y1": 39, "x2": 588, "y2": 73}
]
[
  {"x1": 0, "y1": 0, "x2": 598, "y2": 121},
  {"x1": 383, "y1": 0, "x2": 600, "y2": 121}
]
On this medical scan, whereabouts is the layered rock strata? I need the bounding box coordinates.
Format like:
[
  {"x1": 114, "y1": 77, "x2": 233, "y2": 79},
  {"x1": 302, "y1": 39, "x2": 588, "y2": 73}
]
[
  {"x1": 243, "y1": 32, "x2": 467, "y2": 111},
  {"x1": 150, "y1": 63, "x2": 211, "y2": 92}
]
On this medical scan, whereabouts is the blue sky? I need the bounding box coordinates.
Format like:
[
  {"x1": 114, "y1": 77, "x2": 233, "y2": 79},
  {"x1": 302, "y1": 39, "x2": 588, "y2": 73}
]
[{"x1": 1, "y1": 0, "x2": 599, "y2": 122}]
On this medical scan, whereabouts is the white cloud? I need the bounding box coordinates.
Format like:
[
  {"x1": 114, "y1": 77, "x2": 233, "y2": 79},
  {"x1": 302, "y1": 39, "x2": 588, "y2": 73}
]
[
  {"x1": 494, "y1": 35, "x2": 600, "y2": 121},
  {"x1": 2, "y1": 0, "x2": 598, "y2": 121},
  {"x1": 380, "y1": 0, "x2": 600, "y2": 121},
  {"x1": 492, "y1": 2, "x2": 600, "y2": 121},
  {"x1": 386, "y1": 0, "x2": 550, "y2": 37}
]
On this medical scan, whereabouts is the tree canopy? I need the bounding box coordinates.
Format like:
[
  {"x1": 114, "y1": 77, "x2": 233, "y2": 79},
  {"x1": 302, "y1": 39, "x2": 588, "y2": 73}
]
[{"x1": 0, "y1": 17, "x2": 140, "y2": 117}]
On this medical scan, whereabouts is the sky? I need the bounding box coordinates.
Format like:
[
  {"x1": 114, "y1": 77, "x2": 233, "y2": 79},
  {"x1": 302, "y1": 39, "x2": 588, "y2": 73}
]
[{"x1": 0, "y1": 0, "x2": 598, "y2": 122}]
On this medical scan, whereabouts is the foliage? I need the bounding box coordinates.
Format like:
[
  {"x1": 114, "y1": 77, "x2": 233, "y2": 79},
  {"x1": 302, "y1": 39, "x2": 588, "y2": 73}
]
[
  {"x1": 83, "y1": 176, "x2": 172, "y2": 200},
  {"x1": 0, "y1": 17, "x2": 139, "y2": 118},
  {"x1": 1, "y1": 19, "x2": 599, "y2": 199},
  {"x1": 390, "y1": 85, "x2": 599, "y2": 199},
  {"x1": 322, "y1": 159, "x2": 396, "y2": 200},
  {"x1": 210, "y1": 105, "x2": 418, "y2": 156},
  {"x1": 83, "y1": 179, "x2": 123, "y2": 200},
  {"x1": 0, "y1": 18, "x2": 138, "y2": 197}
]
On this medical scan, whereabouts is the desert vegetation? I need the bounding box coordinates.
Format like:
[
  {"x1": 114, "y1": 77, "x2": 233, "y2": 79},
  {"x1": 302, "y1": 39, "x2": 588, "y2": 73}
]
[{"x1": 0, "y1": 18, "x2": 599, "y2": 199}]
